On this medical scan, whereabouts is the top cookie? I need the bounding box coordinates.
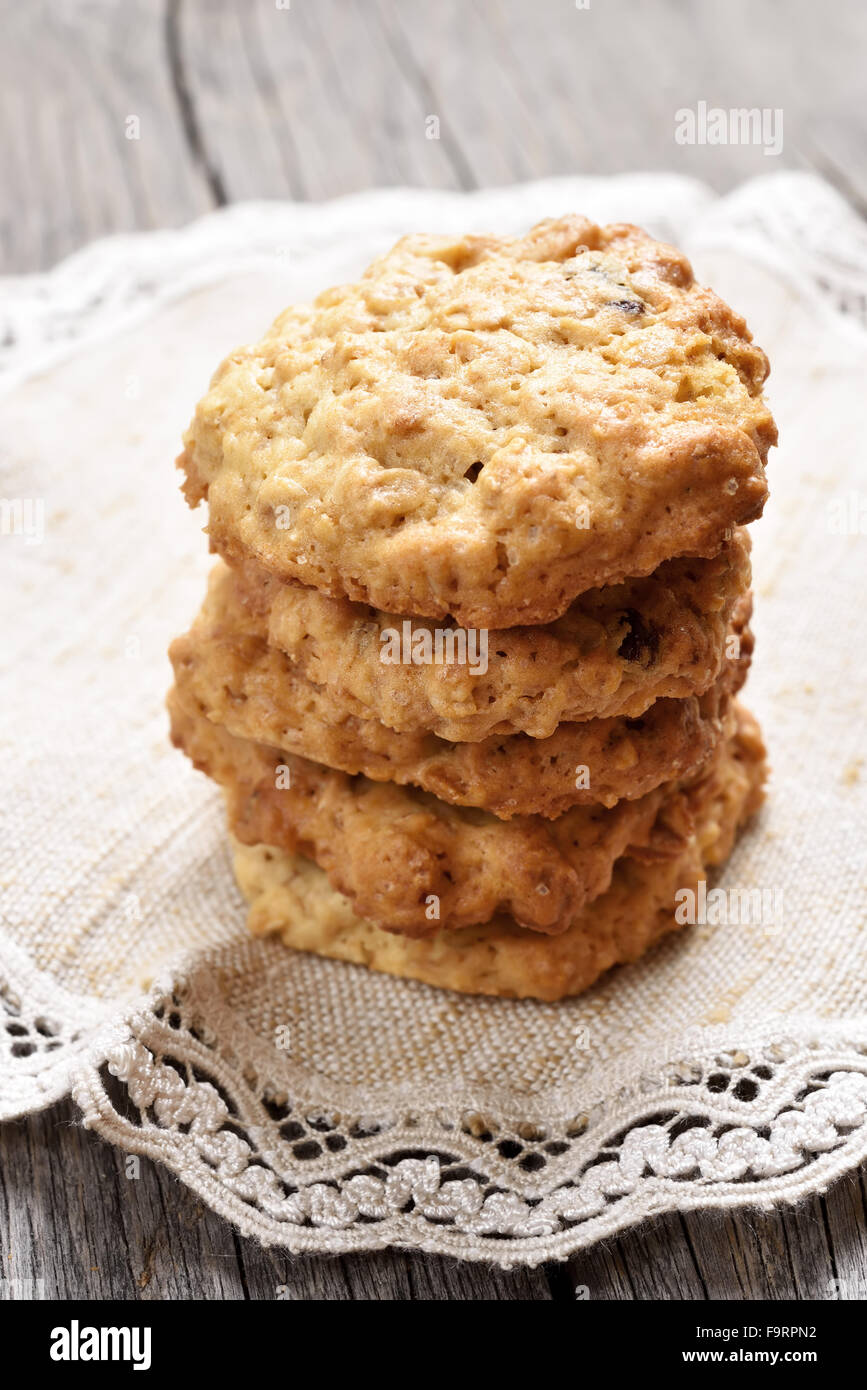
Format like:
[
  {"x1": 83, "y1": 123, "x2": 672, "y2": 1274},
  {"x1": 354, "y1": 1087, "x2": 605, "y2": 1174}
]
[{"x1": 180, "y1": 216, "x2": 776, "y2": 627}]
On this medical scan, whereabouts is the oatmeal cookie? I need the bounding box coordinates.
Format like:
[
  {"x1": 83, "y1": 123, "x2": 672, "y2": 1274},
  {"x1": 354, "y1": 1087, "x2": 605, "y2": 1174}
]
[
  {"x1": 232, "y1": 706, "x2": 766, "y2": 1000},
  {"x1": 170, "y1": 562, "x2": 751, "y2": 817},
  {"x1": 179, "y1": 217, "x2": 775, "y2": 627},
  {"x1": 169, "y1": 683, "x2": 731, "y2": 937},
  {"x1": 249, "y1": 529, "x2": 751, "y2": 740}
]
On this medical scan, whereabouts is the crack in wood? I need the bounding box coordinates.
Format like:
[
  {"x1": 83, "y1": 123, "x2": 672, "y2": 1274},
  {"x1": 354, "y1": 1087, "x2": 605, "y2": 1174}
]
[{"x1": 165, "y1": 0, "x2": 228, "y2": 207}]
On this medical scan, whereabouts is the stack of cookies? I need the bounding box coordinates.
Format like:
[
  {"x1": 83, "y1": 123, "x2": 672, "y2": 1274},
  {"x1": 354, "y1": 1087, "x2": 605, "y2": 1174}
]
[{"x1": 168, "y1": 217, "x2": 776, "y2": 1001}]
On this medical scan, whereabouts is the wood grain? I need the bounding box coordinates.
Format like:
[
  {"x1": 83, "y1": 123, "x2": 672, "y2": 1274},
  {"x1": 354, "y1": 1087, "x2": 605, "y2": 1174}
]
[
  {"x1": 3, "y1": 1100, "x2": 867, "y2": 1300},
  {"x1": 4, "y1": 0, "x2": 866, "y2": 270},
  {"x1": 2, "y1": 0, "x2": 866, "y2": 1298},
  {"x1": 1, "y1": 2, "x2": 214, "y2": 270},
  {"x1": 0, "y1": 1101, "x2": 554, "y2": 1300}
]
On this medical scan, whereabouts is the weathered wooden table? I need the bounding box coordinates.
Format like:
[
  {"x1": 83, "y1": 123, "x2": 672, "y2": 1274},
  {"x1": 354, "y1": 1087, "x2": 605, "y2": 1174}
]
[{"x1": 3, "y1": 0, "x2": 866, "y2": 1300}]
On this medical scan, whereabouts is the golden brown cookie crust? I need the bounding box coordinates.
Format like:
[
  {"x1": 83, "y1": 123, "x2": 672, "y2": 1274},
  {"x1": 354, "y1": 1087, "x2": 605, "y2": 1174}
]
[
  {"x1": 251, "y1": 530, "x2": 751, "y2": 740},
  {"x1": 170, "y1": 562, "x2": 752, "y2": 819},
  {"x1": 232, "y1": 706, "x2": 766, "y2": 1001},
  {"x1": 179, "y1": 217, "x2": 776, "y2": 627},
  {"x1": 169, "y1": 680, "x2": 738, "y2": 939}
]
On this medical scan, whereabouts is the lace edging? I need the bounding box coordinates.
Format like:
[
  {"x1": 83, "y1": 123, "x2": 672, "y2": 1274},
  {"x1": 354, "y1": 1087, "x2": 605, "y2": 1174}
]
[{"x1": 68, "y1": 995, "x2": 867, "y2": 1265}]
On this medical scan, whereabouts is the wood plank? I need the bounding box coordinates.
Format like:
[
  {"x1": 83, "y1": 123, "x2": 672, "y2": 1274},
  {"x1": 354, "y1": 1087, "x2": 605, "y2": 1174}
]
[
  {"x1": 362, "y1": 0, "x2": 867, "y2": 203},
  {"x1": 170, "y1": 0, "x2": 867, "y2": 208},
  {"x1": 680, "y1": 1202, "x2": 829, "y2": 1301},
  {"x1": 564, "y1": 1212, "x2": 711, "y2": 1301},
  {"x1": 0, "y1": 1, "x2": 214, "y2": 271},
  {"x1": 6, "y1": 1101, "x2": 860, "y2": 1301},
  {"x1": 1, "y1": 1101, "x2": 247, "y2": 1300},
  {"x1": 807, "y1": 1172, "x2": 867, "y2": 1299},
  {"x1": 565, "y1": 1181, "x2": 867, "y2": 1301},
  {"x1": 174, "y1": 0, "x2": 463, "y2": 202},
  {"x1": 0, "y1": 1102, "x2": 553, "y2": 1300},
  {"x1": 241, "y1": 1248, "x2": 552, "y2": 1301},
  {"x1": 4, "y1": 0, "x2": 866, "y2": 271}
]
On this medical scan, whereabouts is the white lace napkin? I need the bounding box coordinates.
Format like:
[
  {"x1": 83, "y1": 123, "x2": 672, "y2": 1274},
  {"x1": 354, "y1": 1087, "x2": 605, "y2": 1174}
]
[{"x1": 2, "y1": 173, "x2": 866, "y2": 1267}]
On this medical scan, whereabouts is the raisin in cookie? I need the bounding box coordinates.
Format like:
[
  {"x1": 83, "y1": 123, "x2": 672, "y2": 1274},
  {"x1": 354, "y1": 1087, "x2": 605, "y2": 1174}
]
[
  {"x1": 179, "y1": 217, "x2": 775, "y2": 628},
  {"x1": 170, "y1": 561, "x2": 751, "y2": 817},
  {"x1": 246, "y1": 529, "x2": 751, "y2": 740}
]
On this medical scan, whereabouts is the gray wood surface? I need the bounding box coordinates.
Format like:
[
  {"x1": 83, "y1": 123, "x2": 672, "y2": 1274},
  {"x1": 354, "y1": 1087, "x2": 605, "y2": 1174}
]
[
  {"x1": 4, "y1": 1099, "x2": 867, "y2": 1301},
  {"x1": 2, "y1": 0, "x2": 866, "y2": 1300}
]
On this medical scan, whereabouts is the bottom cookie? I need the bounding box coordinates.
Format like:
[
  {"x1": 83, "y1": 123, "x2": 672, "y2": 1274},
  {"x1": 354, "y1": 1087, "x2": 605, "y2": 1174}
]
[{"x1": 230, "y1": 706, "x2": 767, "y2": 1001}]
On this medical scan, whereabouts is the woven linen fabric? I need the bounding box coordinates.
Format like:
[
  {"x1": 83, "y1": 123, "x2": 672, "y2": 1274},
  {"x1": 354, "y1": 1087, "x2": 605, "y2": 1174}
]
[{"x1": 1, "y1": 173, "x2": 866, "y2": 1268}]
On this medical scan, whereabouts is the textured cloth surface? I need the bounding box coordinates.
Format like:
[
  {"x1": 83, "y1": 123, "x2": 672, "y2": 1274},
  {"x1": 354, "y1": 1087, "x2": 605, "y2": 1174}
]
[{"x1": 1, "y1": 173, "x2": 866, "y2": 1266}]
